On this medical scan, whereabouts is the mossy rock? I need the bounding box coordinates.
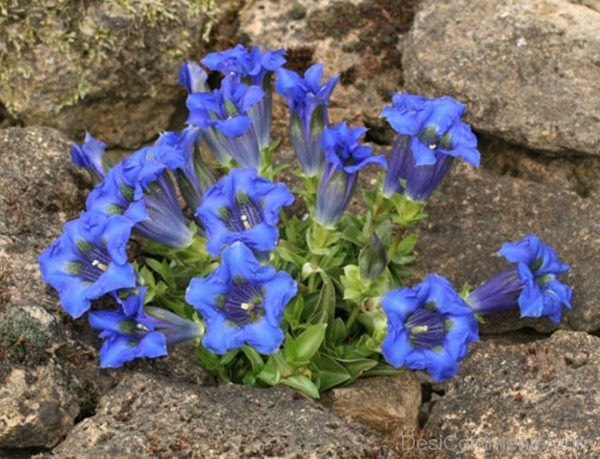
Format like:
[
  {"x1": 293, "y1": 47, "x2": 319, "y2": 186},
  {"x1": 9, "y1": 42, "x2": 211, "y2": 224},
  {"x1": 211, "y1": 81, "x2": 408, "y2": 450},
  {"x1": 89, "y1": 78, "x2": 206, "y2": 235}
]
[{"x1": 0, "y1": 0, "x2": 217, "y2": 148}]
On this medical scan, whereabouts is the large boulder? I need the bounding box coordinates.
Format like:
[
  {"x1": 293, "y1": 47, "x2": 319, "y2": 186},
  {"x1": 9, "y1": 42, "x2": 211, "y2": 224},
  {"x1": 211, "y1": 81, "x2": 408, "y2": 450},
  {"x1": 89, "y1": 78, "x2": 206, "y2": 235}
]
[
  {"x1": 53, "y1": 372, "x2": 383, "y2": 458},
  {"x1": 403, "y1": 0, "x2": 600, "y2": 157},
  {"x1": 419, "y1": 331, "x2": 600, "y2": 457},
  {"x1": 412, "y1": 163, "x2": 600, "y2": 333},
  {"x1": 0, "y1": 1, "x2": 216, "y2": 148}
]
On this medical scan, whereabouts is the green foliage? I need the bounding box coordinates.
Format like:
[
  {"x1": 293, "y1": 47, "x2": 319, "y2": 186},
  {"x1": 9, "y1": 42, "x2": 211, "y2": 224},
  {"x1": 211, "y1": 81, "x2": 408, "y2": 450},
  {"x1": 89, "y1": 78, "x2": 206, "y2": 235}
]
[{"x1": 134, "y1": 141, "x2": 422, "y2": 398}]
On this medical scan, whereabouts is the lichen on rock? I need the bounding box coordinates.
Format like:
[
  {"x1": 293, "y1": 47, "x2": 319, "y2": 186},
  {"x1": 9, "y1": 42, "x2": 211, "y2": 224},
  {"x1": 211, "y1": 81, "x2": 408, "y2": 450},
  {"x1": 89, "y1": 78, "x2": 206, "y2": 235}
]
[{"x1": 0, "y1": 0, "x2": 218, "y2": 148}]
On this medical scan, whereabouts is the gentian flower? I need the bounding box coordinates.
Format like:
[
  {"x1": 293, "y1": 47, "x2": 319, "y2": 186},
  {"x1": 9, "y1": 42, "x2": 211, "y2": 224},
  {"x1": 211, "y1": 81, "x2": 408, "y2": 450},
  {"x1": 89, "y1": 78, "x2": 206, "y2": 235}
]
[
  {"x1": 315, "y1": 123, "x2": 386, "y2": 228},
  {"x1": 382, "y1": 274, "x2": 479, "y2": 381},
  {"x1": 186, "y1": 75, "x2": 264, "y2": 167},
  {"x1": 196, "y1": 168, "x2": 294, "y2": 257},
  {"x1": 202, "y1": 45, "x2": 286, "y2": 150},
  {"x1": 70, "y1": 133, "x2": 109, "y2": 182},
  {"x1": 155, "y1": 127, "x2": 215, "y2": 212},
  {"x1": 381, "y1": 94, "x2": 480, "y2": 201},
  {"x1": 38, "y1": 212, "x2": 137, "y2": 319},
  {"x1": 275, "y1": 63, "x2": 339, "y2": 176},
  {"x1": 178, "y1": 61, "x2": 208, "y2": 94},
  {"x1": 467, "y1": 234, "x2": 572, "y2": 323},
  {"x1": 86, "y1": 145, "x2": 193, "y2": 248},
  {"x1": 89, "y1": 287, "x2": 204, "y2": 367},
  {"x1": 185, "y1": 242, "x2": 297, "y2": 354}
]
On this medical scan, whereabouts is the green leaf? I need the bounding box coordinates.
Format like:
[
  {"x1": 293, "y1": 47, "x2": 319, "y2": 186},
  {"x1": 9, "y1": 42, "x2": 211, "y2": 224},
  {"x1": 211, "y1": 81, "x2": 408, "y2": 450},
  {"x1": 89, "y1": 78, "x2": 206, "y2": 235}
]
[
  {"x1": 375, "y1": 220, "x2": 393, "y2": 247},
  {"x1": 344, "y1": 358, "x2": 379, "y2": 380},
  {"x1": 281, "y1": 374, "x2": 320, "y2": 398},
  {"x1": 396, "y1": 234, "x2": 418, "y2": 256},
  {"x1": 282, "y1": 333, "x2": 298, "y2": 363},
  {"x1": 257, "y1": 355, "x2": 281, "y2": 386},
  {"x1": 284, "y1": 296, "x2": 304, "y2": 330},
  {"x1": 313, "y1": 353, "x2": 351, "y2": 391},
  {"x1": 295, "y1": 323, "x2": 327, "y2": 362},
  {"x1": 307, "y1": 273, "x2": 336, "y2": 324},
  {"x1": 242, "y1": 345, "x2": 265, "y2": 374},
  {"x1": 326, "y1": 318, "x2": 347, "y2": 347}
]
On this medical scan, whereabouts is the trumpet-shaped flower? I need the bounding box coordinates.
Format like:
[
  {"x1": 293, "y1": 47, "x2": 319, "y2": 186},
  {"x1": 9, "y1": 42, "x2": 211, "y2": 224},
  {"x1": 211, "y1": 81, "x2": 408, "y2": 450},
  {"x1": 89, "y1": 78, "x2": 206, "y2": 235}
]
[
  {"x1": 38, "y1": 212, "x2": 137, "y2": 319},
  {"x1": 86, "y1": 145, "x2": 193, "y2": 248},
  {"x1": 89, "y1": 287, "x2": 204, "y2": 368},
  {"x1": 178, "y1": 61, "x2": 208, "y2": 94},
  {"x1": 186, "y1": 75, "x2": 264, "y2": 167},
  {"x1": 381, "y1": 94, "x2": 480, "y2": 200},
  {"x1": 202, "y1": 45, "x2": 286, "y2": 150},
  {"x1": 155, "y1": 127, "x2": 215, "y2": 212},
  {"x1": 70, "y1": 133, "x2": 109, "y2": 181},
  {"x1": 382, "y1": 274, "x2": 479, "y2": 381},
  {"x1": 275, "y1": 63, "x2": 339, "y2": 176},
  {"x1": 316, "y1": 123, "x2": 386, "y2": 227},
  {"x1": 196, "y1": 168, "x2": 294, "y2": 256},
  {"x1": 185, "y1": 242, "x2": 297, "y2": 354},
  {"x1": 468, "y1": 235, "x2": 572, "y2": 323}
]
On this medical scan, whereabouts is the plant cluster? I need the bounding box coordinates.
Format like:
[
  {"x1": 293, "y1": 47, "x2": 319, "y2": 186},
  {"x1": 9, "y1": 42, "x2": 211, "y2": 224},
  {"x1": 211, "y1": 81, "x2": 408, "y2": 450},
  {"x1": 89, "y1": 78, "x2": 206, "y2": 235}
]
[{"x1": 39, "y1": 45, "x2": 572, "y2": 397}]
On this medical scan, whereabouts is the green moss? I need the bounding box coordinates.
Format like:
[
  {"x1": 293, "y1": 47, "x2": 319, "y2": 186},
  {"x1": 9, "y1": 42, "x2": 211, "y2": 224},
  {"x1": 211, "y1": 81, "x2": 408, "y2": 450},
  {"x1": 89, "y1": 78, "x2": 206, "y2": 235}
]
[
  {"x1": 0, "y1": 306, "x2": 51, "y2": 380},
  {"x1": 0, "y1": 0, "x2": 218, "y2": 114},
  {"x1": 288, "y1": 2, "x2": 307, "y2": 20}
]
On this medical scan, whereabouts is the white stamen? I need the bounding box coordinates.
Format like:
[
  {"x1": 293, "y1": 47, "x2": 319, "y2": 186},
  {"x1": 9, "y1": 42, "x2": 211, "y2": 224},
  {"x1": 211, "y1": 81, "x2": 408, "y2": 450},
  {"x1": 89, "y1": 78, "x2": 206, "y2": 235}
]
[
  {"x1": 240, "y1": 302, "x2": 255, "y2": 312},
  {"x1": 136, "y1": 323, "x2": 149, "y2": 332},
  {"x1": 428, "y1": 144, "x2": 437, "y2": 150},
  {"x1": 91, "y1": 259, "x2": 108, "y2": 271},
  {"x1": 241, "y1": 213, "x2": 252, "y2": 230},
  {"x1": 410, "y1": 325, "x2": 429, "y2": 335}
]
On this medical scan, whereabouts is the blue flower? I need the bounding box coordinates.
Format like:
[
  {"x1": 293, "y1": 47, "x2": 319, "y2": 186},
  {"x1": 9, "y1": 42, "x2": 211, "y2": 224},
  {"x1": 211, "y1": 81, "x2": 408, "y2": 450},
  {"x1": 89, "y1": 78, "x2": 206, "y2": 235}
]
[
  {"x1": 155, "y1": 127, "x2": 215, "y2": 212},
  {"x1": 178, "y1": 61, "x2": 208, "y2": 94},
  {"x1": 275, "y1": 63, "x2": 339, "y2": 176},
  {"x1": 89, "y1": 287, "x2": 204, "y2": 368},
  {"x1": 315, "y1": 123, "x2": 386, "y2": 227},
  {"x1": 202, "y1": 45, "x2": 286, "y2": 151},
  {"x1": 468, "y1": 235, "x2": 572, "y2": 323},
  {"x1": 70, "y1": 133, "x2": 109, "y2": 181},
  {"x1": 186, "y1": 75, "x2": 264, "y2": 167},
  {"x1": 196, "y1": 168, "x2": 294, "y2": 256},
  {"x1": 202, "y1": 44, "x2": 286, "y2": 88},
  {"x1": 185, "y1": 242, "x2": 297, "y2": 355},
  {"x1": 38, "y1": 212, "x2": 137, "y2": 319},
  {"x1": 382, "y1": 275, "x2": 479, "y2": 381},
  {"x1": 86, "y1": 145, "x2": 193, "y2": 248},
  {"x1": 381, "y1": 94, "x2": 480, "y2": 200}
]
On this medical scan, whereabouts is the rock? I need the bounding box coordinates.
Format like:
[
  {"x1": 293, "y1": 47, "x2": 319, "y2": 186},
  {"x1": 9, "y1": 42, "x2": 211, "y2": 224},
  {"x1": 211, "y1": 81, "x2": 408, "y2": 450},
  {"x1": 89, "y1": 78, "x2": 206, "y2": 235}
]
[
  {"x1": 0, "y1": 363, "x2": 81, "y2": 449},
  {"x1": 0, "y1": 127, "x2": 88, "y2": 322},
  {"x1": 412, "y1": 162, "x2": 600, "y2": 333},
  {"x1": 322, "y1": 371, "x2": 422, "y2": 435},
  {"x1": 53, "y1": 372, "x2": 383, "y2": 458},
  {"x1": 419, "y1": 331, "x2": 600, "y2": 457},
  {"x1": 403, "y1": 0, "x2": 600, "y2": 157},
  {"x1": 0, "y1": 1, "x2": 217, "y2": 148},
  {"x1": 239, "y1": 0, "x2": 418, "y2": 135}
]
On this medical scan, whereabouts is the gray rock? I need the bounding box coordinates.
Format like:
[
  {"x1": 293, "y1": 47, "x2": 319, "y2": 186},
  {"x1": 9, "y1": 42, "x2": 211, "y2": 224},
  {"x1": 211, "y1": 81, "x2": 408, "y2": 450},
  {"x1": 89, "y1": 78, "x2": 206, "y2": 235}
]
[
  {"x1": 0, "y1": 363, "x2": 81, "y2": 449},
  {"x1": 322, "y1": 371, "x2": 422, "y2": 436},
  {"x1": 403, "y1": 0, "x2": 600, "y2": 157},
  {"x1": 53, "y1": 372, "x2": 383, "y2": 458},
  {"x1": 0, "y1": 127, "x2": 88, "y2": 322},
  {"x1": 0, "y1": 1, "x2": 216, "y2": 148},
  {"x1": 419, "y1": 331, "x2": 600, "y2": 458},
  {"x1": 0, "y1": 127, "x2": 88, "y2": 449},
  {"x1": 412, "y1": 163, "x2": 600, "y2": 333}
]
